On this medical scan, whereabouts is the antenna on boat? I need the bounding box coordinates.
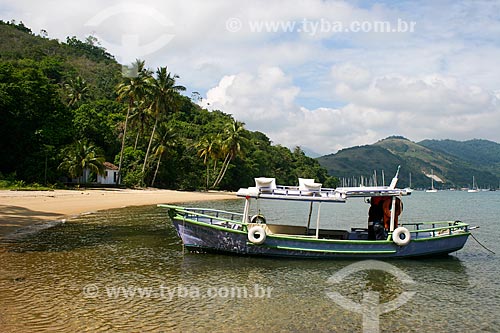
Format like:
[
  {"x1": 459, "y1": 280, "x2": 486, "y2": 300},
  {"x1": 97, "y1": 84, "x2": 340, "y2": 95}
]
[{"x1": 388, "y1": 165, "x2": 401, "y2": 189}]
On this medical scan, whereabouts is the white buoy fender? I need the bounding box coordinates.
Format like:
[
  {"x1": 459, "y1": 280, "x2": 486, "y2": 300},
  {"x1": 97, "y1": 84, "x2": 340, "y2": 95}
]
[
  {"x1": 392, "y1": 227, "x2": 411, "y2": 246},
  {"x1": 250, "y1": 214, "x2": 266, "y2": 224},
  {"x1": 248, "y1": 225, "x2": 266, "y2": 245}
]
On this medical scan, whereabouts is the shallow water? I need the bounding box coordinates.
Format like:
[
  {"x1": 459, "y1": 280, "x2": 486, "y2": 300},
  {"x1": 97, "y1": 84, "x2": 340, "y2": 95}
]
[{"x1": 0, "y1": 191, "x2": 499, "y2": 332}]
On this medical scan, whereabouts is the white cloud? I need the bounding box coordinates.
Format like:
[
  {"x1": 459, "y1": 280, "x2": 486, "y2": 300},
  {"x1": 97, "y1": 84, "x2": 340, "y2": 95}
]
[
  {"x1": 204, "y1": 66, "x2": 300, "y2": 131},
  {"x1": 331, "y1": 63, "x2": 371, "y2": 89},
  {"x1": 335, "y1": 74, "x2": 495, "y2": 115},
  {"x1": 204, "y1": 65, "x2": 500, "y2": 154},
  {"x1": 3, "y1": 0, "x2": 500, "y2": 154}
]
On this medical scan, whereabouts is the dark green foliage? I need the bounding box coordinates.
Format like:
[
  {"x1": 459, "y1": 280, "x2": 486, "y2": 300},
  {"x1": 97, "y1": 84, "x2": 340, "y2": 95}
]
[
  {"x1": 72, "y1": 100, "x2": 123, "y2": 160},
  {"x1": 0, "y1": 60, "x2": 71, "y2": 182},
  {"x1": 65, "y1": 36, "x2": 115, "y2": 62},
  {"x1": 0, "y1": 20, "x2": 32, "y2": 34},
  {"x1": 0, "y1": 21, "x2": 120, "y2": 184},
  {"x1": 58, "y1": 140, "x2": 105, "y2": 182},
  {"x1": 113, "y1": 147, "x2": 145, "y2": 188}
]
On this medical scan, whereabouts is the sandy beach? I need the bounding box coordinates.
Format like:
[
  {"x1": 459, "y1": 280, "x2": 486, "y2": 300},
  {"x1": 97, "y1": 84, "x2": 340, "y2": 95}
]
[{"x1": 0, "y1": 188, "x2": 236, "y2": 238}]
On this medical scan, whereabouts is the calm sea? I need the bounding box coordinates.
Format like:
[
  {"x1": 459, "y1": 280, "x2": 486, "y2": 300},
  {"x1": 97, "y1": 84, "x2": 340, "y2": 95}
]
[{"x1": 0, "y1": 191, "x2": 499, "y2": 332}]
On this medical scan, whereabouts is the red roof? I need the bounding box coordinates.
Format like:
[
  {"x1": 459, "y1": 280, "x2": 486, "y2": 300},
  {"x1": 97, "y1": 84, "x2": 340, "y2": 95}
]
[{"x1": 103, "y1": 162, "x2": 119, "y2": 170}]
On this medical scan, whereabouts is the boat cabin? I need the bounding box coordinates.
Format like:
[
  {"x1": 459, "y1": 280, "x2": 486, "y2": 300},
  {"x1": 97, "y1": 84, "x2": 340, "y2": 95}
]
[{"x1": 237, "y1": 169, "x2": 410, "y2": 241}]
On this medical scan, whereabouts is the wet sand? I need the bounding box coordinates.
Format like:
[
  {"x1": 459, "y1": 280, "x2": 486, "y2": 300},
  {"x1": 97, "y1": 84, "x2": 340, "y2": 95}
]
[{"x1": 0, "y1": 189, "x2": 236, "y2": 238}]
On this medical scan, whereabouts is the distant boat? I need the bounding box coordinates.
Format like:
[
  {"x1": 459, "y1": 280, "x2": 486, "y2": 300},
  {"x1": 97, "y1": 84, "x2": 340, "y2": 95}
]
[
  {"x1": 404, "y1": 172, "x2": 413, "y2": 193},
  {"x1": 468, "y1": 176, "x2": 479, "y2": 193},
  {"x1": 426, "y1": 169, "x2": 438, "y2": 193}
]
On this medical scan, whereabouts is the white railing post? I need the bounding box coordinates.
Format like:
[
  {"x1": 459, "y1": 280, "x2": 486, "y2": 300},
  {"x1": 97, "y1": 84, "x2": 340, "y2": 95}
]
[
  {"x1": 316, "y1": 202, "x2": 322, "y2": 239},
  {"x1": 389, "y1": 196, "x2": 396, "y2": 232},
  {"x1": 242, "y1": 197, "x2": 250, "y2": 224}
]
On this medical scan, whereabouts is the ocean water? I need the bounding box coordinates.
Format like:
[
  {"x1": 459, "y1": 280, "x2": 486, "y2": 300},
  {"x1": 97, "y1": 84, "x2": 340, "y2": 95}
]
[{"x1": 0, "y1": 191, "x2": 499, "y2": 332}]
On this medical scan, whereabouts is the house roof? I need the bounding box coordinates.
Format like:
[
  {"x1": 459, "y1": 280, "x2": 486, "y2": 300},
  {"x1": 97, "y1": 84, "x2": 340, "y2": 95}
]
[{"x1": 103, "y1": 162, "x2": 119, "y2": 170}]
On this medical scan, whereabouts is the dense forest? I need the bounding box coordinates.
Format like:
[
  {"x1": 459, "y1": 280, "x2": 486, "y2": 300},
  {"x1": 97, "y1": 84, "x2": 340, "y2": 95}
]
[{"x1": 0, "y1": 20, "x2": 337, "y2": 190}]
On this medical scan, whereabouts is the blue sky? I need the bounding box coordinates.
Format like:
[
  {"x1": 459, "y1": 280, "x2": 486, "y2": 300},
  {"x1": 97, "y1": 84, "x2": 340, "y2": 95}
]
[{"x1": 2, "y1": 0, "x2": 500, "y2": 155}]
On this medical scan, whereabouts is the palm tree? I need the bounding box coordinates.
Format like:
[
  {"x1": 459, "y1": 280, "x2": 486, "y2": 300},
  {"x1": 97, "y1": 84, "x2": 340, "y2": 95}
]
[
  {"x1": 142, "y1": 67, "x2": 185, "y2": 180},
  {"x1": 128, "y1": 99, "x2": 149, "y2": 150},
  {"x1": 58, "y1": 140, "x2": 105, "y2": 183},
  {"x1": 116, "y1": 59, "x2": 152, "y2": 184},
  {"x1": 150, "y1": 123, "x2": 177, "y2": 187},
  {"x1": 64, "y1": 76, "x2": 88, "y2": 107},
  {"x1": 212, "y1": 120, "x2": 247, "y2": 188}
]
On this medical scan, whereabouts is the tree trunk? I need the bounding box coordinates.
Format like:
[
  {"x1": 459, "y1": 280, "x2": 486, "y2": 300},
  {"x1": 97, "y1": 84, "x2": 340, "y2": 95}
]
[
  {"x1": 151, "y1": 154, "x2": 162, "y2": 187},
  {"x1": 142, "y1": 117, "x2": 158, "y2": 183},
  {"x1": 216, "y1": 156, "x2": 232, "y2": 187},
  {"x1": 134, "y1": 130, "x2": 140, "y2": 150},
  {"x1": 117, "y1": 101, "x2": 132, "y2": 184},
  {"x1": 206, "y1": 163, "x2": 210, "y2": 191},
  {"x1": 212, "y1": 153, "x2": 231, "y2": 188}
]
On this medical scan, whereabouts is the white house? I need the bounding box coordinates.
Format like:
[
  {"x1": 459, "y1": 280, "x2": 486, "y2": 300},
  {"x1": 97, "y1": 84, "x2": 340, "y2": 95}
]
[
  {"x1": 70, "y1": 162, "x2": 120, "y2": 185},
  {"x1": 97, "y1": 162, "x2": 119, "y2": 185}
]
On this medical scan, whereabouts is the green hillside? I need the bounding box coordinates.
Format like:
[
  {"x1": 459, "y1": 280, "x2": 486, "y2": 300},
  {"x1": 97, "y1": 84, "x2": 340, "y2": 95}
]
[
  {"x1": 419, "y1": 139, "x2": 500, "y2": 179},
  {"x1": 0, "y1": 20, "x2": 336, "y2": 190},
  {"x1": 318, "y1": 136, "x2": 500, "y2": 189},
  {"x1": 0, "y1": 21, "x2": 122, "y2": 100},
  {"x1": 318, "y1": 145, "x2": 402, "y2": 177}
]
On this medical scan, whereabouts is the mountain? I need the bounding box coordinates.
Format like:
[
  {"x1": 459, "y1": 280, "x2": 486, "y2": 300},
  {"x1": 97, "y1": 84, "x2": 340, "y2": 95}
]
[
  {"x1": 419, "y1": 139, "x2": 500, "y2": 179},
  {"x1": 300, "y1": 146, "x2": 322, "y2": 158},
  {"x1": 317, "y1": 136, "x2": 500, "y2": 189}
]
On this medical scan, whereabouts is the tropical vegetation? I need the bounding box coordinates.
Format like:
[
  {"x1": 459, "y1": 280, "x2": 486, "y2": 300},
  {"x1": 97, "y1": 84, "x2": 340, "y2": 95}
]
[
  {"x1": 58, "y1": 140, "x2": 105, "y2": 183},
  {"x1": 0, "y1": 20, "x2": 337, "y2": 190}
]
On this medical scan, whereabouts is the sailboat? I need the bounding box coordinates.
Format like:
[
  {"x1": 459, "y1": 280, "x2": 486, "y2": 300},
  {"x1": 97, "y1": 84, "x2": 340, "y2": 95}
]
[
  {"x1": 404, "y1": 172, "x2": 414, "y2": 193},
  {"x1": 468, "y1": 176, "x2": 479, "y2": 193},
  {"x1": 426, "y1": 169, "x2": 438, "y2": 193}
]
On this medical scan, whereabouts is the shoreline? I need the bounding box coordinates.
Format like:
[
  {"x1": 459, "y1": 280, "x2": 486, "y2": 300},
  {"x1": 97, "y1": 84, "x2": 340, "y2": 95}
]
[{"x1": 0, "y1": 188, "x2": 236, "y2": 238}]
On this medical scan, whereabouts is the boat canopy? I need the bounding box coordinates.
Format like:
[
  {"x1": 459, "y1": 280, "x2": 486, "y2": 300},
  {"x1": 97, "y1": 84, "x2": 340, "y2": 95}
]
[
  {"x1": 236, "y1": 167, "x2": 410, "y2": 202},
  {"x1": 237, "y1": 183, "x2": 411, "y2": 202}
]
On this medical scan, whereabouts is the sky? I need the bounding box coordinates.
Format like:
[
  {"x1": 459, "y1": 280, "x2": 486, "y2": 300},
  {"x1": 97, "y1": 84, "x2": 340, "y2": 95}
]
[{"x1": 2, "y1": 0, "x2": 500, "y2": 155}]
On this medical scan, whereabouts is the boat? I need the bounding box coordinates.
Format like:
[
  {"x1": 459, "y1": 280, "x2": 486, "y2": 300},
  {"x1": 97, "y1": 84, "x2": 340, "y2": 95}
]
[
  {"x1": 426, "y1": 169, "x2": 438, "y2": 193},
  {"x1": 468, "y1": 176, "x2": 479, "y2": 193},
  {"x1": 160, "y1": 167, "x2": 472, "y2": 259},
  {"x1": 404, "y1": 172, "x2": 414, "y2": 193}
]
